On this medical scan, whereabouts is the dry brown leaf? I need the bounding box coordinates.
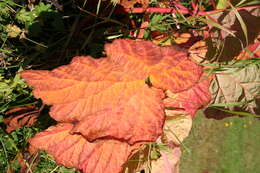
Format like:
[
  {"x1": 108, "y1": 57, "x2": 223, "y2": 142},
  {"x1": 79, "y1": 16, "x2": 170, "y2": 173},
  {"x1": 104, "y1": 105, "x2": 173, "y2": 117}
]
[
  {"x1": 149, "y1": 109, "x2": 190, "y2": 173},
  {"x1": 163, "y1": 113, "x2": 192, "y2": 146},
  {"x1": 151, "y1": 147, "x2": 181, "y2": 173},
  {"x1": 208, "y1": 8, "x2": 260, "y2": 61},
  {"x1": 189, "y1": 40, "x2": 208, "y2": 63},
  {"x1": 4, "y1": 105, "x2": 39, "y2": 133},
  {"x1": 210, "y1": 63, "x2": 260, "y2": 113},
  {"x1": 173, "y1": 33, "x2": 192, "y2": 45},
  {"x1": 173, "y1": 32, "x2": 202, "y2": 49}
]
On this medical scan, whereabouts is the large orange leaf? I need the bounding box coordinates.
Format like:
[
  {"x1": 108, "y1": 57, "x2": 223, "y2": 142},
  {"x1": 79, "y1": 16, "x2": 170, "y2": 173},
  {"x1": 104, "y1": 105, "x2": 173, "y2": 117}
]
[
  {"x1": 21, "y1": 39, "x2": 209, "y2": 173},
  {"x1": 71, "y1": 81, "x2": 165, "y2": 144},
  {"x1": 105, "y1": 39, "x2": 203, "y2": 92},
  {"x1": 21, "y1": 39, "x2": 203, "y2": 144},
  {"x1": 22, "y1": 61, "x2": 165, "y2": 144},
  {"x1": 30, "y1": 123, "x2": 139, "y2": 173}
]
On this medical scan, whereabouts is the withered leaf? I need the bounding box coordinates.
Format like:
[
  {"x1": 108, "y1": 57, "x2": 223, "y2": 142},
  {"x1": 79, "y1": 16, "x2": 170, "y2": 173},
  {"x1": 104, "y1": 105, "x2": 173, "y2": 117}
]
[
  {"x1": 150, "y1": 110, "x2": 192, "y2": 173},
  {"x1": 164, "y1": 75, "x2": 212, "y2": 117},
  {"x1": 71, "y1": 81, "x2": 164, "y2": 144},
  {"x1": 22, "y1": 60, "x2": 165, "y2": 144},
  {"x1": 21, "y1": 39, "x2": 203, "y2": 144},
  {"x1": 30, "y1": 123, "x2": 140, "y2": 173},
  {"x1": 162, "y1": 114, "x2": 192, "y2": 146},
  {"x1": 21, "y1": 39, "x2": 209, "y2": 173},
  {"x1": 105, "y1": 39, "x2": 203, "y2": 93},
  {"x1": 151, "y1": 148, "x2": 181, "y2": 173},
  {"x1": 210, "y1": 63, "x2": 260, "y2": 113},
  {"x1": 236, "y1": 42, "x2": 260, "y2": 60},
  {"x1": 208, "y1": 8, "x2": 260, "y2": 61},
  {"x1": 4, "y1": 105, "x2": 39, "y2": 133}
]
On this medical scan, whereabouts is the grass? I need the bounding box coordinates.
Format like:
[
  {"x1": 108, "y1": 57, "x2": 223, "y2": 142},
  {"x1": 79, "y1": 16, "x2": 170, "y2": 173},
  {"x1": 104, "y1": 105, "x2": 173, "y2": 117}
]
[{"x1": 0, "y1": 0, "x2": 259, "y2": 172}]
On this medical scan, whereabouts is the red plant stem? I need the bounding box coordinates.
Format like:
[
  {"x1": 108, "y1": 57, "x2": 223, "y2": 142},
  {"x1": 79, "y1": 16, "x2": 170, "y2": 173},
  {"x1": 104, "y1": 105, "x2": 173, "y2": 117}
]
[
  {"x1": 121, "y1": 5, "x2": 260, "y2": 16},
  {"x1": 122, "y1": 7, "x2": 189, "y2": 14}
]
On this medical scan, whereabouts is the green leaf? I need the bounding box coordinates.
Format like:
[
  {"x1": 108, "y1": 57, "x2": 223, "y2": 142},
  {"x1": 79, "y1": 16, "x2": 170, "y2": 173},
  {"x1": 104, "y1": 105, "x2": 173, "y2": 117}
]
[
  {"x1": 216, "y1": 0, "x2": 228, "y2": 9},
  {"x1": 16, "y1": 2, "x2": 54, "y2": 27},
  {"x1": 0, "y1": 115, "x2": 3, "y2": 123}
]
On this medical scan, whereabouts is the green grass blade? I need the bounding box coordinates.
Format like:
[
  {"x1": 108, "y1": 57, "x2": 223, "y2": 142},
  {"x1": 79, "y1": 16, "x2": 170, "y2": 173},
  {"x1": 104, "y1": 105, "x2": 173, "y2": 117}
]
[
  {"x1": 236, "y1": 0, "x2": 260, "y2": 7},
  {"x1": 213, "y1": 107, "x2": 260, "y2": 118},
  {"x1": 96, "y1": 0, "x2": 102, "y2": 15},
  {"x1": 209, "y1": 100, "x2": 254, "y2": 107},
  {"x1": 228, "y1": 2, "x2": 248, "y2": 46},
  {"x1": 235, "y1": 0, "x2": 248, "y2": 7},
  {"x1": 83, "y1": 0, "x2": 88, "y2": 7},
  {"x1": 200, "y1": 17, "x2": 235, "y2": 37}
]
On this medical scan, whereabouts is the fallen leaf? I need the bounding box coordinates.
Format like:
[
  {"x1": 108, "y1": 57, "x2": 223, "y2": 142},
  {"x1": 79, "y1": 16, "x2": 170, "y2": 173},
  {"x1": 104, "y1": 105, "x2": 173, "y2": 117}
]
[
  {"x1": 4, "y1": 105, "x2": 39, "y2": 133},
  {"x1": 21, "y1": 39, "x2": 209, "y2": 173},
  {"x1": 22, "y1": 67, "x2": 165, "y2": 144},
  {"x1": 173, "y1": 33, "x2": 192, "y2": 45},
  {"x1": 236, "y1": 42, "x2": 260, "y2": 60},
  {"x1": 164, "y1": 75, "x2": 212, "y2": 117},
  {"x1": 150, "y1": 110, "x2": 193, "y2": 173},
  {"x1": 162, "y1": 114, "x2": 192, "y2": 146},
  {"x1": 210, "y1": 63, "x2": 260, "y2": 113},
  {"x1": 71, "y1": 81, "x2": 165, "y2": 144},
  {"x1": 189, "y1": 40, "x2": 208, "y2": 63},
  {"x1": 151, "y1": 148, "x2": 181, "y2": 173},
  {"x1": 207, "y1": 8, "x2": 260, "y2": 61},
  {"x1": 173, "y1": 32, "x2": 202, "y2": 49},
  {"x1": 29, "y1": 123, "x2": 140, "y2": 173},
  {"x1": 105, "y1": 39, "x2": 203, "y2": 93},
  {"x1": 21, "y1": 39, "x2": 203, "y2": 144}
]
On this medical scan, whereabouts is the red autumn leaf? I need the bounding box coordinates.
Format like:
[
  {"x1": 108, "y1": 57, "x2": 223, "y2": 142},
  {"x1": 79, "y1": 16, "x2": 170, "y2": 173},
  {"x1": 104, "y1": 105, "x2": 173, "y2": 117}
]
[
  {"x1": 164, "y1": 75, "x2": 212, "y2": 117},
  {"x1": 71, "y1": 81, "x2": 164, "y2": 143},
  {"x1": 236, "y1": 42, "x2": 260, "y2": 60},
  {"x1": 29, "y1": 123, "x2": 140, "y2": 173},
  {"x1": 20, "y1": 39, "x2": 209, "y2": 173},
  {"x1": 21, "y1": 68, "x2": 165, "y2": 144},
  {"x1": 4, "y1": 105, "x2": 39, "y2": 133},
  {"x1": 21, "y1": 39, "x2": 203, "y2": 144},
  {"x1": 105, "y1": 39, "x2": 203, "y2": 92}
]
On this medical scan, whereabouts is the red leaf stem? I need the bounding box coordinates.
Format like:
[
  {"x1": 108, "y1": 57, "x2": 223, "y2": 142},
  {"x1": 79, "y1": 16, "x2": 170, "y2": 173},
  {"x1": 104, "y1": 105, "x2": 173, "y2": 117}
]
[{"x1": 120, "y1": 5, "x2": 260, "y2": 15}]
